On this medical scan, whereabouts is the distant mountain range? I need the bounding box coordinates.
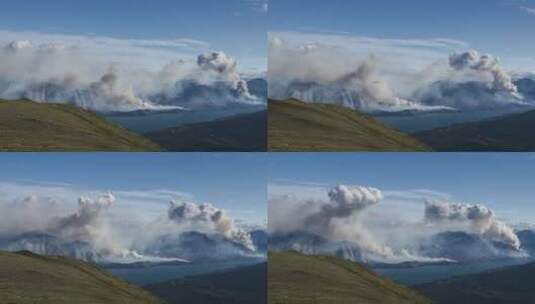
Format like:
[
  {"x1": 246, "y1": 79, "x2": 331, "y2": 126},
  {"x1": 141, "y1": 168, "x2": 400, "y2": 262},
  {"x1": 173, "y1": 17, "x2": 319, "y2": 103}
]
[
  {"x1": 416, "y1": 261, "x2": 535, "y2": 304},
  {"x1": 0, "y1": 99, "x2": 161, "y2": 151},
  {"x1": 268, "y1": 98, "x2": 429, "y2": 151},
  {"x1": 246, "y1": 78, "x2": 268, "y2": 98},
  {"x1": 268, "y1": 251, "x2": 431, "y2": 304},
  {"x1": 418, "y1": 231, "x2": 522, "y2": 262},
  {"x1": 1, "y1": 230, "x2": 268, "y2": 264},
  {"x1": 515, "y1": 77, "x2": 535, "y2": 101},
  {"x1": 147, "y1": 110, "x2": 267, "y2": 152},
  {"x1": 269, "y1": 231, "x2": 365, "y2": 262},
  {"x1": 414, "y1": 108, "x2": 535, "y2": 151},
  {"x1": 0, "y1": 232, "x2": 103, "y2": 262},
  {"x1": 270, "y1": 230, "x2": 534, "y2": 265},
  {"x1": 143, "y1": 231, "x2": 262, "y2": 262},
  {"x1": 0, "y1": 250, "x2": 163, "y2": 304},
  {"x1": 146, "y1": 263, "x2": 267, "y2": 304}
]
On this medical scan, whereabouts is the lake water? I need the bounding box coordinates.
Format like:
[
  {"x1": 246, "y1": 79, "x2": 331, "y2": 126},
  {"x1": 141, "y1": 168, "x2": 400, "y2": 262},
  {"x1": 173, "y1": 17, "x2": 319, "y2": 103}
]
[
  {"x1": 104, "y1": 105, "x2": 266, "y2": 133},
  {"x1": 375, "y1": 107, "x2": 534, "y2": 133},
  {"x1": 374, "y1": 258, "x2": 533, "y2": 286},
  {"x1": 104, "y1": 258, "x2": 265, "y2": 286}
]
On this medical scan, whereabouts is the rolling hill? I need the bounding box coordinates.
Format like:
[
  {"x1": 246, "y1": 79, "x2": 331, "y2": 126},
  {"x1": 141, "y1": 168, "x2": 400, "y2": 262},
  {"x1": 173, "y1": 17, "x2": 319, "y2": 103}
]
[
  {"x1": 0, "y1": 99, "x2": 161, "y2": 151},
  {"x1": 416, "y1": 261, "x2": 535, "y2": 304},
  {"x1": 268, "y1": 99, "x2": 430, "y2": 151},
  {"x1": 0, "y1": 250, "x2": 163, "y2": 304},
  {"x1": 268, "y1": 251, "x2": 431, "y2": 304},
  {"x1": 146, "y1": 263, "x2": 267, "y2": 304},
  {"x1": 414, "y1": 109, "x2": 535, "y2": 151},
  {"x1": 146, "y1": 110, "x2": 267, "y2": 152}
]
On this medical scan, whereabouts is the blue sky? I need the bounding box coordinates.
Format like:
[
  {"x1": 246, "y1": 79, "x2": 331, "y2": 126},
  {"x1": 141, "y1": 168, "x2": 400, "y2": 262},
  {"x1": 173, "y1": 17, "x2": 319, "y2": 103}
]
[
  {"x1": 0, "y1": 0, "x2": 267, "y2": 72},
  {"x1": 270, "y1": 0, "x2": 535, "y2": 71},
  {"x1": 269, "y1": 153, "x2": 535, "y2": 224},
  {"x1": 0, "y1": 153, "x2": 267, "y2": 224}
]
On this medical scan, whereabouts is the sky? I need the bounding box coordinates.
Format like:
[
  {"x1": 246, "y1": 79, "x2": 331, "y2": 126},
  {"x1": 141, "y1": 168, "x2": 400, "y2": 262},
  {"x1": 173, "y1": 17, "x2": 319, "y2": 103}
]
[
  {"x1": 0, "y1": 153, "x2": 267, "y2": 225},
  {"x1": 0, "y1": 0, "x2": 268, "y2": 73},
  {"x1": 269, "y1": 153, "x2": 535, "y2": 225},
  {"x1": 269, "y1": 0, "x2": 535, "y2": 71}
]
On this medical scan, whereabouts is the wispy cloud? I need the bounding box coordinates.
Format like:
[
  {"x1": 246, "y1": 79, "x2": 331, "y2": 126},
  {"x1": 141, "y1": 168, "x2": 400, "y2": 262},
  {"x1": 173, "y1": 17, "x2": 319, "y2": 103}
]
[
  {"x1": 0, "y1": 30, "x2": 212, "y2": 70},
  {"x1": 520, "y1": 6, "x2": 535, "y2": 15},
  {"x1": 0, "y1": 181, "x2": 193, "y2": 221},
  {"x1": 242, "y1": 0, "x2": 268, "y2": 13},
  {"x1": 270, "y1": 31, "x2": 471, "y2": 72}
]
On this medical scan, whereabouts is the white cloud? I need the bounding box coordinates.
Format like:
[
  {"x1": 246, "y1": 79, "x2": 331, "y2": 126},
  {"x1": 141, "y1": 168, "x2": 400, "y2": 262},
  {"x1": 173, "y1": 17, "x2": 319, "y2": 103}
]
[
  {"x1": 520, "y1": 6, "x2": 535, "y2": 15},
  {"x1": 0, "y1": 30, "x2": 211, "y2": 71},
  {"x1": 243, "y1": 0, "x2": 268, "y2": 13}
]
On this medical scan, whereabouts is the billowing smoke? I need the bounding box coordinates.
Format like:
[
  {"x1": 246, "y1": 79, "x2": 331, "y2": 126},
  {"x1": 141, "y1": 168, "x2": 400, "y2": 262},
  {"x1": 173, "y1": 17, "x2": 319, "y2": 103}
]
[
  {"x1": 50, "y1": 192, "x2": 115, "y2": 242},
  {"x1": 268, "y1": 37, "x2": 448, "y2": 112},
  {"x1": 304, "y1": 185, "x2": 383, "y2": 227},
  {"x1": 269, "y1": 33, "x2": 532, "y2": 112},
  {"x1": 167, "y1": 200, "x2": 254, "y2": 251},
  {"x1": 449, "y1": 51, "x2": 518, "y2": 94},
  {"x1": 270, "y1": 184, "x2": 524, "y2": 264},
  {"x1": 270, "y1": 185, "x2": 421, "y2": 262},
  {"x1": 424, "y1": 200, "x2": 520, "y2": 250},
  {"x1": 0, "y1": 189, "x2": 262, "y2": 263},
  {"x1": 413, "y1": 50, "x2": 524, "y2": 110},
  {"x1": 0, "y1": 40, "x2": 264, "y2": 112}
]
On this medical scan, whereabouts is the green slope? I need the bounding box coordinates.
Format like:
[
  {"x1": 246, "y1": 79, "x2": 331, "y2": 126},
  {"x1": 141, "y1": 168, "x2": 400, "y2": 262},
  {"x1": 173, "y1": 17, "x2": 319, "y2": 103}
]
[
  {"x1": 146, "y1": 111, "x2": 267, "y2": 152},
  {"x1": 268, "y1": 252, "x2": 432, "y2": 304},
  {"x1": 416, "y1": 261, "x2": 535, "y2": 304},
  {"x1": 0, "y1": 99, "x2": 161, "y2": 151},
  {"x1": 268, "y1": 99, "x2": 430, "y2": 151},
  {"x1": 0, "y1": 251, "x2": 163, "y2": 304},
  {"x1": 146, "y1": 263, "x2": 267, "y2": 304},
  {"x1": 414, "y1": 109, "x2": 535, "y2": 151}
]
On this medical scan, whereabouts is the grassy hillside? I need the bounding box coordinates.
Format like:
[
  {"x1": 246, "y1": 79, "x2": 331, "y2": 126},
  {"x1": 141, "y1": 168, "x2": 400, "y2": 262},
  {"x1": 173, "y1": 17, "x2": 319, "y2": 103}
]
[
  {"x1": 268, "y1": 99, "x2": 430, "y2": 151},
  {"x1": 146, "y1": 111, "x2": 267, "y2": 152},
  {"x1": 414, "y1": 109, "x2": 535, "y2": 151},
  {"x1": 416, "y1": 261, "x2": 535, "y2": 304},
  {"x1": 146, "y1": 263, "x2": 267, "y2": 304},
  {"x1": 0, "y1": 251, "x2": 163, "y2": 304},
  {"x1": 0, "y1": 99, "x2": 161, "y2": 151},
  {"x1": 268, "y1": 251, "x2": 432, "y2": 304}
]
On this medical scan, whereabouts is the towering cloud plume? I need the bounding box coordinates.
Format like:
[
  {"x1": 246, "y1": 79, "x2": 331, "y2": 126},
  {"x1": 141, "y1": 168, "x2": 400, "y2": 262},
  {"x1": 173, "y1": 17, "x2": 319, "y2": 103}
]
[
  {"x1": 271, "y1": 185, "x2": 407, "y2": 261},
  {"x1": 167, "y1": 200, "x2": 254, "y2": 251},
  {"x1": 0, "y1": 40, "x2": 263, "y2": 112},
  {"x1": 424, "y1": 200, "x2": 521, "y2": 250},
  {"x1": 449, "y1": 51, "x2": 518, "y2": 95},
  {"x1": 270, "y1": 183, "x2": 524, "y2": 264},
  {"x1": 50, "y1": 192, "x2": 115, "y2": 241}
]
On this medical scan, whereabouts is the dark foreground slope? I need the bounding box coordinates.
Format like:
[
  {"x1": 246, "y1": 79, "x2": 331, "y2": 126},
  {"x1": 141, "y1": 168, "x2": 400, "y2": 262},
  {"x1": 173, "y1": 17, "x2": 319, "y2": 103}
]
[
  {"x1": 0, "y1": 251, "x2": 162, "y2": 304},
  {"x1": 268, "y1": 252, "x2": 431, "y2": 304},
  {"x1": 268, "y1": 99, "x2": 429, "y2": 151},
  {"x1": 146, "y1": 263, "x2": 267, "y2": 304},
  {"x1": 146, "y1": 111, "x2": 267, "y2": 152},
  {"x1": 0, "y1": 99, "x2": 161, "y2": 151},
  {"x1": 416, "y1": 261, "x2": 535, "y2": 304},
  {"x1": 414, "y1": 109, "x2": 535, "y2": 151}
]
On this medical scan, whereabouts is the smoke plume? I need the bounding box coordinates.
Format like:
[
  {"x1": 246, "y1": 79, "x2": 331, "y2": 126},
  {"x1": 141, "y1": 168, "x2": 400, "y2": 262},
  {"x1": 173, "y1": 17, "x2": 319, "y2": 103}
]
[
  {"x1": 269, "y1": 33, "x2": 531, "y2": 112},
  {"x1": 449, "y1": 51, "x2": 518, "y2": 94},
  {"x1": 0, "y1": 40, "x2": 263, "y2": 112},
  {"x1": 167, "y1": 200, "x2": 254, "y2": 251},
  {"x1": 268, "y1": 37, "x2": 447, "y2": 112},
  {"x1": 270, "y1": 184, "x2": 524, "y2": 264},
  {"x1": 0, "y1": 189, "x2": 262, "y2": 263},
  {"x1": 424, "y1": 200, "x2": 520, "y2": 250}
]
